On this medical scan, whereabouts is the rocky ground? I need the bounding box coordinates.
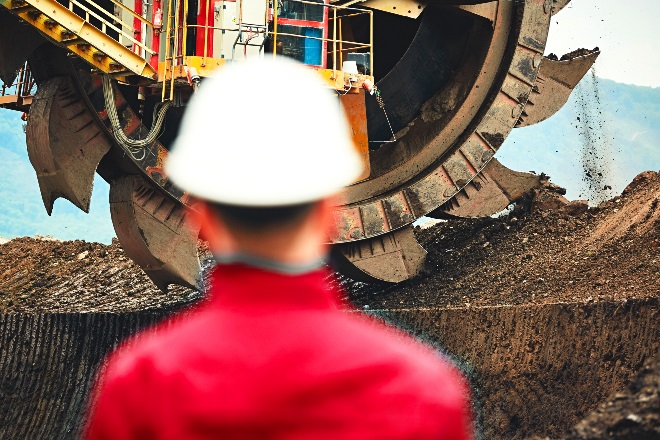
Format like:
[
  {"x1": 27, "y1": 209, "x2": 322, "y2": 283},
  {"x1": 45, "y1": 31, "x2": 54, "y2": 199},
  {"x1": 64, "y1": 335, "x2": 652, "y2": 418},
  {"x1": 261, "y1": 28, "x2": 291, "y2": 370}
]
[
  {"x1": 566, "y1": 353, "x2": 660, "y2": 439},
  {"x1": 1, "y1": 171, "x2": 659, "y2": 438},
  {"x1": 0, "y1": 237, "x2": 201, "y2": 313}
]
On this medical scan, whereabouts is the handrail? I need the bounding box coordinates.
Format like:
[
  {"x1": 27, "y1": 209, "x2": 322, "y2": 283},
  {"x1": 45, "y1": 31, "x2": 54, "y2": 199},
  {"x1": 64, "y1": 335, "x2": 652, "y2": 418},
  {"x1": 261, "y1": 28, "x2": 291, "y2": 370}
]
[
  {"x1": 1, "y1": 63, "x2": 35, "y2": 98},
  {"x1": 67, "y1": 0, "x2": 156, "y2": 54},
  {"x1": 272, "y1": 0, "x2": 373, "y2": 74},
  {"x1": 107, "y1": 0, "x2": 154, "y2": 27}
]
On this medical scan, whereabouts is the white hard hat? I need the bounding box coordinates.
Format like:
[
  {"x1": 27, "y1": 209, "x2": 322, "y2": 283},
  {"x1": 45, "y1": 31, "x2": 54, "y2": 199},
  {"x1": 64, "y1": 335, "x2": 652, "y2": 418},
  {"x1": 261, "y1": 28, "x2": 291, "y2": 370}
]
[{"x1": 165, "y1": 57, "x2": 364, "y2": 207}]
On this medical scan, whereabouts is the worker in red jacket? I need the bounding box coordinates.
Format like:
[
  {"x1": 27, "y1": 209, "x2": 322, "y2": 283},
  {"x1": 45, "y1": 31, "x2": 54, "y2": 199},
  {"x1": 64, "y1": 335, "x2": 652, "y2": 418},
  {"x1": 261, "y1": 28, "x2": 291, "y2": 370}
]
[{"x1": 84, "y1": 57, "x2": 474, "y2": 440}]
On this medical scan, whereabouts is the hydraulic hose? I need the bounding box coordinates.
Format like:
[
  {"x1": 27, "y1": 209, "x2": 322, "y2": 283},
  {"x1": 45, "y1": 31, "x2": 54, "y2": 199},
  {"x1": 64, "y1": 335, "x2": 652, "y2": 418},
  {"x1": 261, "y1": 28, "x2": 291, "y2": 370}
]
[{"x1": 102, "y1": 75, "x2": 172, "y2": 160}]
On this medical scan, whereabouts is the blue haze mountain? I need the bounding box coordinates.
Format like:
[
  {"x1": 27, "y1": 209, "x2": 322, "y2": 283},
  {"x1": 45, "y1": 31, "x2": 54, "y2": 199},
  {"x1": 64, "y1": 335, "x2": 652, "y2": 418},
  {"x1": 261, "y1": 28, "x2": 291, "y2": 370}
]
[{"x1": 498, "y1": 77, "x2": 660, "y2": 201}]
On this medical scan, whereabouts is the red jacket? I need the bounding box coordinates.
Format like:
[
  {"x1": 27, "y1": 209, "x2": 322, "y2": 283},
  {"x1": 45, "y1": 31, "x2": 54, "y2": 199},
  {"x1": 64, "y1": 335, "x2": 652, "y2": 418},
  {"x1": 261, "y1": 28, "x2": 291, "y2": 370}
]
[{"x1": 85, "y1": 264, "x2": 473, "y2": 439}]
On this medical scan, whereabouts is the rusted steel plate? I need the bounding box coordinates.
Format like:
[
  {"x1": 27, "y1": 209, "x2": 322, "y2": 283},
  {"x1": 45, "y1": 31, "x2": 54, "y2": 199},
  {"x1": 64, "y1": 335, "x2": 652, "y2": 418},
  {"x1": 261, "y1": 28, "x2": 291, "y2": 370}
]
[
  {"x1": 551, "y1": 0, "x2": 572, "y2": 15},
  {"x1": 517, "y1": 50, "x2": 599, "y2": 127},
  {"x1": 109, "y1": 175, "x2": 200, "y2": 291},
  {"x1": 26, "y1": 76, "x2": 111, "y2": 214},
  {"x1": 340, "y1": 89, "x2": 371, "y2": 182}
]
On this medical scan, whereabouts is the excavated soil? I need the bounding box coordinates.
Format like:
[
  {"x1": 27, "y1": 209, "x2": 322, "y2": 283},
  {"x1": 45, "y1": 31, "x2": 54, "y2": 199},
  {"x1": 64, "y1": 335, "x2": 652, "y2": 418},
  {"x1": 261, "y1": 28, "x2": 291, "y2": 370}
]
[
  {"x1": 346, "y1": 171, "x2": 660, "y2": 310},
  {"x1": 566, "y1": 352, "x2": 660, "y2": 439},
  {"x1": 1, "y1": 171, "x2": 659, "y2": 439},
  {"x1": 3, "y1": 172, "x2": 658, "y2": 315},
  {"x1": 0, "y1": 238, "x2": 201, "y2": 312}
]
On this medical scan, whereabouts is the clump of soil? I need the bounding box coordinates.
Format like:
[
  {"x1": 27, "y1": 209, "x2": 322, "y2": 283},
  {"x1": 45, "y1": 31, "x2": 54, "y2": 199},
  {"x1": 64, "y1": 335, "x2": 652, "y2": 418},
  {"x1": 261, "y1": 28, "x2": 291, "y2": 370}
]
[
  {"x1": 565, "y1": 353, "x2": 660, "y2": 439},
  {"x1": 560, "y1": 47, "x2": 600, "y2": 61},
  {"x1": 0, "y1": 238, "x2": 200, "y2": 312},
  {"x1": 346, "y1": 171, "x2": 660, "y2": 309}
]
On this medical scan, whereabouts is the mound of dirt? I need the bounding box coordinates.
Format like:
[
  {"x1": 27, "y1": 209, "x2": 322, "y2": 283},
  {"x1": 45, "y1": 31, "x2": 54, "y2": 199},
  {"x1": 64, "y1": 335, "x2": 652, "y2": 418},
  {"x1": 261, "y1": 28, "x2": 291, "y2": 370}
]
[
  {"x1": 566, "y1": 353, "x2": 660, "y2": 439},
  {"x1": 346, "y1": 171, "x2": 660, "y2": 310},
  {"x1": 3, "y1": 171, "x2": 657, "y2": 314},
  {"x1": 0, "y1": 238, "x2": 199, "y2": 312}
]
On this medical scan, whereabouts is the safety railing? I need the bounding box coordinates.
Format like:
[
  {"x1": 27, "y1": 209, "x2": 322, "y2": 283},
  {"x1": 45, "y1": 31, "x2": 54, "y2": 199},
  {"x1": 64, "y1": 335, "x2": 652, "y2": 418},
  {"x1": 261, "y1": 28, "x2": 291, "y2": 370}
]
[
  {"x1": 0, "y1": 63, "x2": 35, "y2": 100},
  {"x1": 162, "y1": 0, "x2": 373, "y2": 73},
  {"x1": 61, "y1": 0, "x2": 155, "y2": 58},
  {"x1": 273, "y1": 0, "x2": 374, "y2": 76},
  {"x1": 157, "y1": 0, "x2": 373, "y2": 101}
]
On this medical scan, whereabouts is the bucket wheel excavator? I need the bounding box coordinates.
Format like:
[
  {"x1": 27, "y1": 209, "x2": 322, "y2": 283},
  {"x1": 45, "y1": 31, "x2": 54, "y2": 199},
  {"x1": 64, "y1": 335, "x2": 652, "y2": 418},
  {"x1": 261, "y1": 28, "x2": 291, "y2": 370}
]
[{"x1": 0, "y1": 0, "x2": 598, "y2": 289}]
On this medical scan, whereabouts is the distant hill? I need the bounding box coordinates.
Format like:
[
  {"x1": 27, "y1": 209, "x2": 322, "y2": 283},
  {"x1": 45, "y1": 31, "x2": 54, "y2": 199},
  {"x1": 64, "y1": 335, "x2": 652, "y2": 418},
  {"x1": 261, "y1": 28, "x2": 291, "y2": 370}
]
[
  {"x1": 0, "y1": 110, "x2": 114, "y2": 243},
  {"x1": 0, "y1": 76, "x2": 659, "y2": 242},
  {"x1": 498, "y1": 76, "x2": 660, "y2": 202}
]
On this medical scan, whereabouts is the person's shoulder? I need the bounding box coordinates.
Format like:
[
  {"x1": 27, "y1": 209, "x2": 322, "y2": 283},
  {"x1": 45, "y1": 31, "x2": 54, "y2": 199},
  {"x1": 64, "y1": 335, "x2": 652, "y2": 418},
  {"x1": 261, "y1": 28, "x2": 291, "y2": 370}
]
[
  {"x1": 337, "y1": 312, "x2": 467, "y2": 385},
  {"x1": 102, "y1": 306, "x2": 217, "y2": 382}
]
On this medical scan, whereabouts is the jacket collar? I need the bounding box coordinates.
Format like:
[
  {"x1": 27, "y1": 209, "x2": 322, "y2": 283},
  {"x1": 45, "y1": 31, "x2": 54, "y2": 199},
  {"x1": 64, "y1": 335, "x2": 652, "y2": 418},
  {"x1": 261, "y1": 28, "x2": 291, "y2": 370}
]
[
  {"x1": 207, "y1": 263, "x2": 345, "y2": 311},
  {"x1": 213, "y1": 252, "x2": 327, "y2": 276}
]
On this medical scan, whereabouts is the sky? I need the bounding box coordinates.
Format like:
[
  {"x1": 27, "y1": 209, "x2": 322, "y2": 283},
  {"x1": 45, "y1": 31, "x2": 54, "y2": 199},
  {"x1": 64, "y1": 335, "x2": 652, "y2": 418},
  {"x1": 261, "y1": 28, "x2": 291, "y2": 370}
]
[{"x1": 545, "y1": 0, "x2": 660, "y2": 87}]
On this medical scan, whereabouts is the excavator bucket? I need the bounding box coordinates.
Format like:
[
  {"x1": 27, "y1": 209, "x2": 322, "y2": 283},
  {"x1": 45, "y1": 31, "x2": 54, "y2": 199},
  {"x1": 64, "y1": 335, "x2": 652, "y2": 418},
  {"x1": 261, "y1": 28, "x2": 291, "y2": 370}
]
[
  {"x1": 26, "y1": 76, "x2": 110, "y2": 214},
  {"x1": 431, "y1": 159, "x2": 543, "y2": 219},
  {"x1": 332, "y1": 225, "x2": 427, "y2": 283},
  {"x1": 110, "y1": 175, "x2": 201, "y2": 291},
  {"x1": 517, "y1": 50, "x2": 600, "y2": 128}
]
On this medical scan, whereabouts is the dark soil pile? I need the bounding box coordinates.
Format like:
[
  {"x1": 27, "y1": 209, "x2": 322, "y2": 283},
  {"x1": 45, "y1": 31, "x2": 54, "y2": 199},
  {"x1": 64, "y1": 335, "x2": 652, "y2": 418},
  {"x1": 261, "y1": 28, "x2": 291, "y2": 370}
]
[
  {"x1": 565, "y1": 353, "x2": 660, "y2": 439},
  {"x1": 346, "y1": 171, "x2": 660, "y2": 310},
  {"x1": 0, "y1": 238, "x2": 200, "y2": 312},
  {"x1": 3, "y1": 171, "x2": 657, "y2": 314}
]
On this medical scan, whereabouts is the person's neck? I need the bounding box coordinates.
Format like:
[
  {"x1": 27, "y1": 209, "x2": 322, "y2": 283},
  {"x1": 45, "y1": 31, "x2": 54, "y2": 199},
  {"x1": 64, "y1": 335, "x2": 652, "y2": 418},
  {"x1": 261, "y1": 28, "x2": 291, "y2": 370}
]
[{"x1": 226, "y1": 229, "x2": 326, "y2": 266}]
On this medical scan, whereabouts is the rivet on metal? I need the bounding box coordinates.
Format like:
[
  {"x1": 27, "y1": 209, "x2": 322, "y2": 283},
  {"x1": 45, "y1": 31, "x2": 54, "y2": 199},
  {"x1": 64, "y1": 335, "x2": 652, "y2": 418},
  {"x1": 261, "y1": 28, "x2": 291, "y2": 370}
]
[{"x1": 512, "y1": 103, "x2": 524, "y2": 118}]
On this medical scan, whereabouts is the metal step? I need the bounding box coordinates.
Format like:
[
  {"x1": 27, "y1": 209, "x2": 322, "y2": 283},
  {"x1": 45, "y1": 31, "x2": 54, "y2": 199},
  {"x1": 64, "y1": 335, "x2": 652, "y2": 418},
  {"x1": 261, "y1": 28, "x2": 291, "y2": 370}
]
[{"x1": 0, "y1": 0, "x2": 156, "y2": 80}]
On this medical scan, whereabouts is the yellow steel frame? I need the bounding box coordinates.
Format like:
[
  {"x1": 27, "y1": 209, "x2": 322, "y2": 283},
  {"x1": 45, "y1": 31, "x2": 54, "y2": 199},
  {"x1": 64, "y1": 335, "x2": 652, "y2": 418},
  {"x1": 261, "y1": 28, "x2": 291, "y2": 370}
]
[
  {"x1": 0, "y1": 0, "x2": 157, "y2": 79},
  {"x1": 0, "y1": 0, "x2": 374, "y2": 96}
]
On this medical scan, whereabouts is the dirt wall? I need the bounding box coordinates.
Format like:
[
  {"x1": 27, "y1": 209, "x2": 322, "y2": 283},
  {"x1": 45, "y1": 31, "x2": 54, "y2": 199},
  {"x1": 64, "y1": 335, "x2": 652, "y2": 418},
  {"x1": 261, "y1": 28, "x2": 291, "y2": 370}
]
[
  {"x1": 1, "y1": 171, "x2": 658, "y2": 439},
  {"x1": 1, "y1": 298, "x2": 658, "y2": 439},
  {"x1": 0, "y1": 312, "x2": 175, "y2": 439},
  {"x1": 376, "y1": 298, "x2": 660, "y2": 438}
]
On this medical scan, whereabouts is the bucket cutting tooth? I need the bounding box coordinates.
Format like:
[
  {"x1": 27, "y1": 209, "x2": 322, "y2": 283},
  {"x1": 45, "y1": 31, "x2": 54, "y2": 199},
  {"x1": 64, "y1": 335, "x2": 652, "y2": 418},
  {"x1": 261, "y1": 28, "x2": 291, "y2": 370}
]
[
  {"x1": 428, "y1": 158, "x2": 542, "y2": 219},
  {"x1": 110, "y1": 175, "x2": 201, "y2": 291},
  {"x1": 551, "y1": 0, "x2": 572, "y2": 15},
  {"x1": 517, "y1": 49, "x2": 600, "y2": 128},
  {"x1": 332, "y1": 225, "x2": 427, "y2": 283},
  {"x1": 26, "y1": 76, "x2": 111, "y2": 214}
]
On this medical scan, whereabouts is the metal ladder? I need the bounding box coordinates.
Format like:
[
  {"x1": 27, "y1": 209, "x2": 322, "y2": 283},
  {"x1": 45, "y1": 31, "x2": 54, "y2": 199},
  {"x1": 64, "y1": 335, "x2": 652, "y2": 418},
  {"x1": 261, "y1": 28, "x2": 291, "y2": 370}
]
[{"x1": 161, "y1": 0, "x2": 187, "y2": 101}]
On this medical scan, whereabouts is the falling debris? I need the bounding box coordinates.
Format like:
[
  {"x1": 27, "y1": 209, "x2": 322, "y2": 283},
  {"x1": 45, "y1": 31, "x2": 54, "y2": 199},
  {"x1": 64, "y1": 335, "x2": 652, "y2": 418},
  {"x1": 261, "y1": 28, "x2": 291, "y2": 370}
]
[{"x1": 574, "y1": 69, "x2": 617, "y2": 204}]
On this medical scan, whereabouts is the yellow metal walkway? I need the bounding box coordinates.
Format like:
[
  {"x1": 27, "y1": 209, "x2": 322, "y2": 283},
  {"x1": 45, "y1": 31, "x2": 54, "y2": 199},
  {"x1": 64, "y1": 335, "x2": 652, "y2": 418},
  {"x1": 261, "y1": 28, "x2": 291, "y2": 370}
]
[{"x1": 0, "y1": 0, "x2": 156, "y2": 79}]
